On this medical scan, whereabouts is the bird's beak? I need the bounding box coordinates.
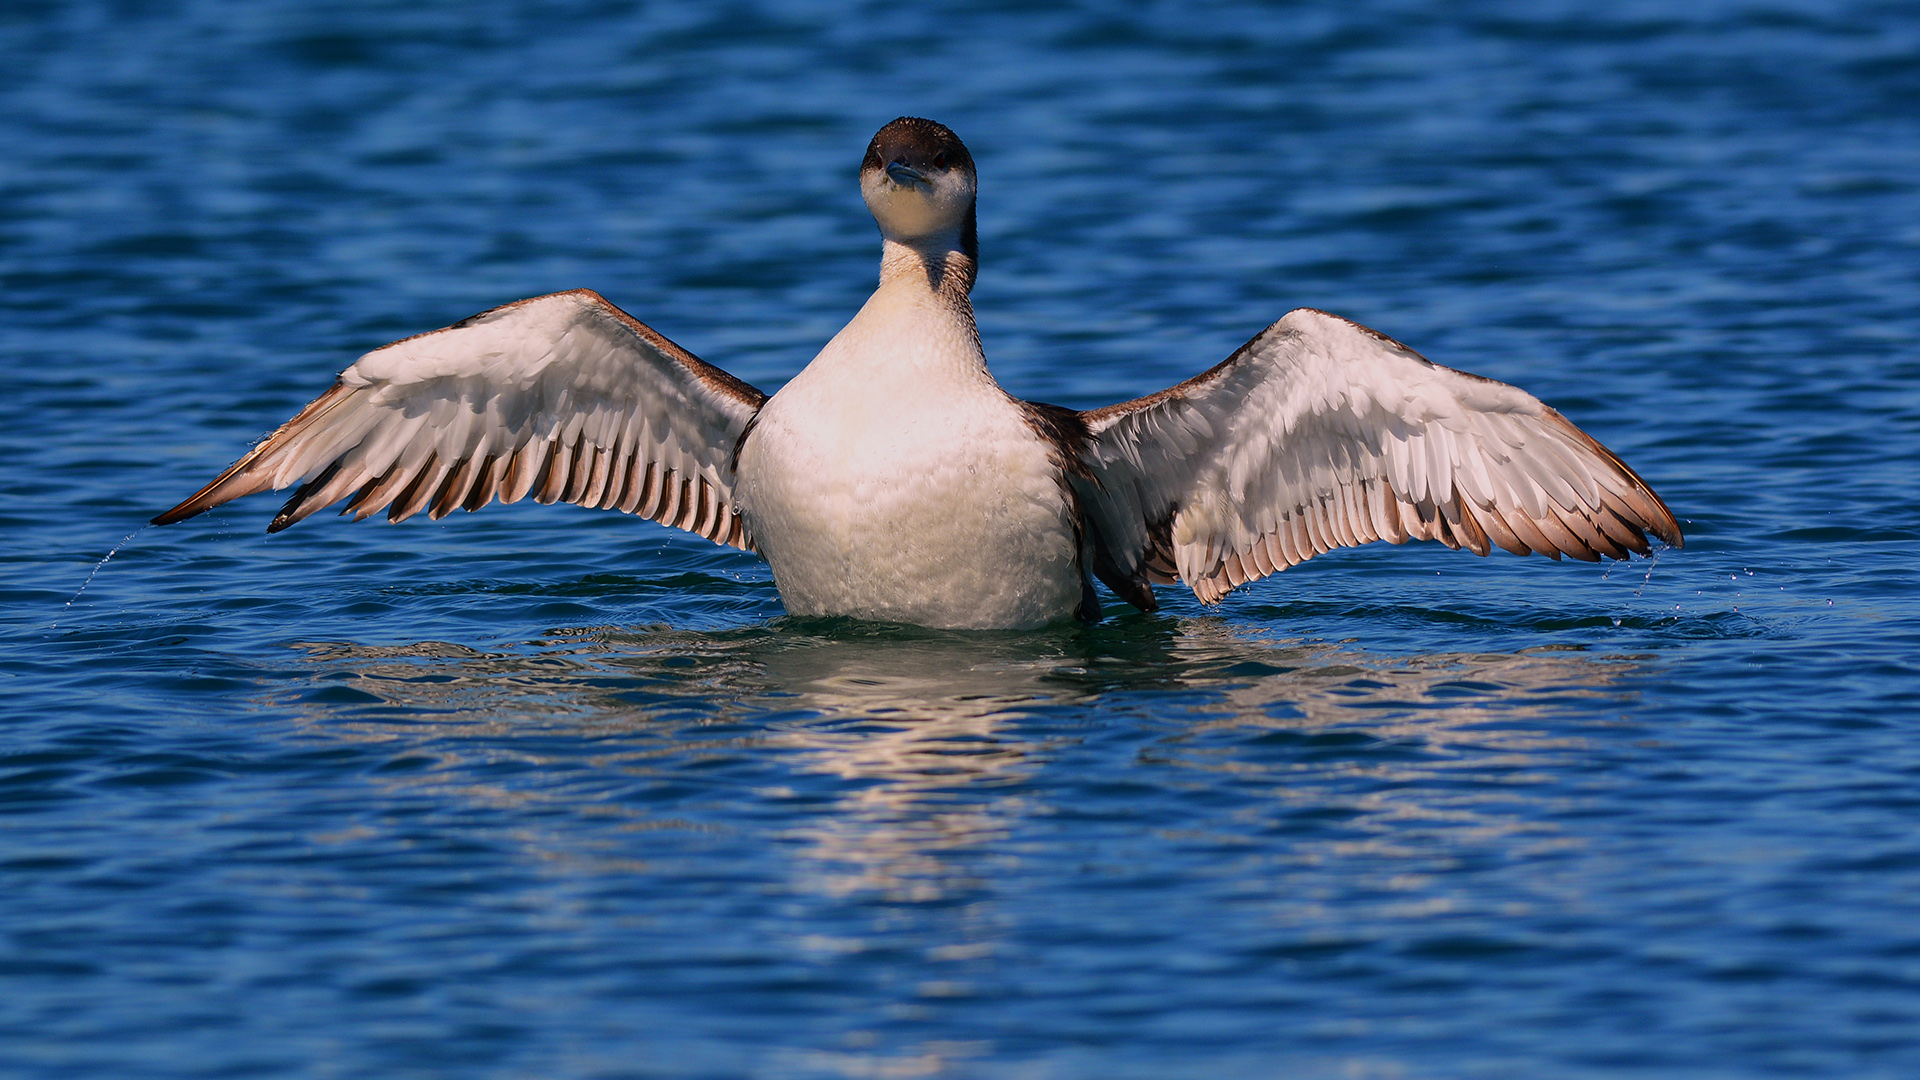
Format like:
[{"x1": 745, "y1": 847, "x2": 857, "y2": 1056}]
[{"x1": 885, "y1": 161, "x2": 928, "y2": 189}]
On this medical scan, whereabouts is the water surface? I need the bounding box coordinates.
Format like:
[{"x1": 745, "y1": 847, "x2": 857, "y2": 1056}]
[{"x1": 4, "y1": 2, "x2": 1919, "y2": 1077}]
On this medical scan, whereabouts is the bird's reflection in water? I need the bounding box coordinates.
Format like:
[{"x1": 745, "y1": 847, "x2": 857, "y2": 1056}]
[
  {"x1": 725, "y1": 627, "x2": 1140, "y2": 904},
  {"x1": 284, "y1": 617, "x2": 1650, "y2": 903}
]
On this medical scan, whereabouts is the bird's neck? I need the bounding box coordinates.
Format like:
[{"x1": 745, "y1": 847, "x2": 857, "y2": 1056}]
[
  {"x1": 879, "y1": 237, "x2": 977, "y2": 299},
  {"x1": 788, "y1": 237, "x2": 988, "y2": 394}
]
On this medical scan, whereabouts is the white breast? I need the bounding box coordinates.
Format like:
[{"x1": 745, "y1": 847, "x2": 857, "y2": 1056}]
[{"x1": 734, "y1": 276, "x2": 1082, "y2": 629}]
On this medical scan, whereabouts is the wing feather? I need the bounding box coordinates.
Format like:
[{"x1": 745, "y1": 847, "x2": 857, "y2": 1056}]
[
  {"x1": 156, "y1": 290, "x2": 768, "y2": 551},
  {"x1": 1075, "y1": 308, "x2": 1681, "y2": 606}
]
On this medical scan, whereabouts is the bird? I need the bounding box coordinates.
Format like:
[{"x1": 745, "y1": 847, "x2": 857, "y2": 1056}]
[{"x1": 153, "y1": 116, "x2": 1682, "y2": 630}]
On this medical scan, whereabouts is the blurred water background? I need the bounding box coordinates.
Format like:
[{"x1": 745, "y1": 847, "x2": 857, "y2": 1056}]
[{"x1": 4, "y1": 1, "x2": 1919, "y2": 1077}]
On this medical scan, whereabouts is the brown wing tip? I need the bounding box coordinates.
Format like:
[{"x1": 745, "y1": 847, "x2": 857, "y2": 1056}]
[
  {"x1": 152, "y1": 382, "x2": 357, "y2": 529},
  {"x1": 150, "y1": 502, "x2": 205, "y2": 527},
  {"x1": 150, "y1": 469, "x2": 275, "y2": 528},
  {"x1": 1539, "y1": 405, "x2": 1684, "y2": 552},
  {"x1": 1655, "y1": 518, "x2": 1684, "y2": 549},
  {"x1": 1615, "y1": 474, "x2": 1682, "y2": 551},
  {"x1": 151, "y1": 474, "x2": 261, "y2": 527}
]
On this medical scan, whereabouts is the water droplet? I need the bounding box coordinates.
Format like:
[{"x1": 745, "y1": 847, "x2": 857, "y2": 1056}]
[{"x1": 51, "y1": 526, "x2": 147, "y2": 629}]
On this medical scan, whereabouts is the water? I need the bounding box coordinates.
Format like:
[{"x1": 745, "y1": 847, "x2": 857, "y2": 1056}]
[{"x1": 4, "y1": 1, "x2": 1918, "y2": 1076}]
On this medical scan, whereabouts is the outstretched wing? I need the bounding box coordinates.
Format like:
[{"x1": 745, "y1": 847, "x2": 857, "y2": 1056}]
[
  {"x1": 153, "y1": 289, "x2": 768, "y2": 550},
  {"x1": 1076, "y1": 308, "x2": 1682, "y2": 606}
]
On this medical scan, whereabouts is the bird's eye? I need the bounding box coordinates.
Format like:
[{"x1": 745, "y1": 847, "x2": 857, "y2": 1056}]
[{"x1": 933, "y1": 152, "x2": 947, "y2": 169}]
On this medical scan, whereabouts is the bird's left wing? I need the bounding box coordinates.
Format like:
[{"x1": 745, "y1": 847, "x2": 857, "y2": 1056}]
[
  {"x1": 153, "y1": 289, "x2": 768, "y2": 550},
  {"x1": 1073, "y1": 308, "x2": 1682, "y2": 606}
]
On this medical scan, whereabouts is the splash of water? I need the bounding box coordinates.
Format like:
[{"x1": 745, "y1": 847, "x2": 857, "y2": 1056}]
[
  {"x1": 1634, "y1": 546, "x2": 1664, "y2": 598},
  {"x1": 1605, "y1": 544, "x2": 1670, "y2": 627},
  {"x1": 50, "y1": 526, "x2": 147, "y2": 629}
]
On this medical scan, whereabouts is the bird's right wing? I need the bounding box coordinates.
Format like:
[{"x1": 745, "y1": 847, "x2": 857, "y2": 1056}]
[
  {"x1": 153, "y1": 289, "x2": 768, "y2": 550},
  {"x1": 1075, "y1": 308, "x2": 1681, "y2": 606}
]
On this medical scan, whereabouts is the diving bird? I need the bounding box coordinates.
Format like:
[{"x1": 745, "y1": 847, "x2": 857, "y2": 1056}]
[{"x1": 153, "y1": 116, "x2": 1682, "y2": 630}]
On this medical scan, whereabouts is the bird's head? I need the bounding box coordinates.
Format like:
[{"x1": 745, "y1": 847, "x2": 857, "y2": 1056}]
[{"x1": 860, "y1": 117, "x2": 978, "y2": 260}]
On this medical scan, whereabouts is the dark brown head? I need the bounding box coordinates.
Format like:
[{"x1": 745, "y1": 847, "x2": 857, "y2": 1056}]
[{"x1": 859, "y1": 117, "x2": 978, "y2": 261}]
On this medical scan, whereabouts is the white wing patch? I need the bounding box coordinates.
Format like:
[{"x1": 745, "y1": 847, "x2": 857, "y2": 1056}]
[
  {"x1": 1077, "y1": 308, "x2": 1682, "y2": 605},
  {"x1": 154, "y1": 290, "x2": 768, "y2": 550}
]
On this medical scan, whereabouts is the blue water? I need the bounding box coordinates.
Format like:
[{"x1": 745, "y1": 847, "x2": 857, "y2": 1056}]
[{"x1": 5, "y1": 2, "x2": 1919, "y2": 1076}]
